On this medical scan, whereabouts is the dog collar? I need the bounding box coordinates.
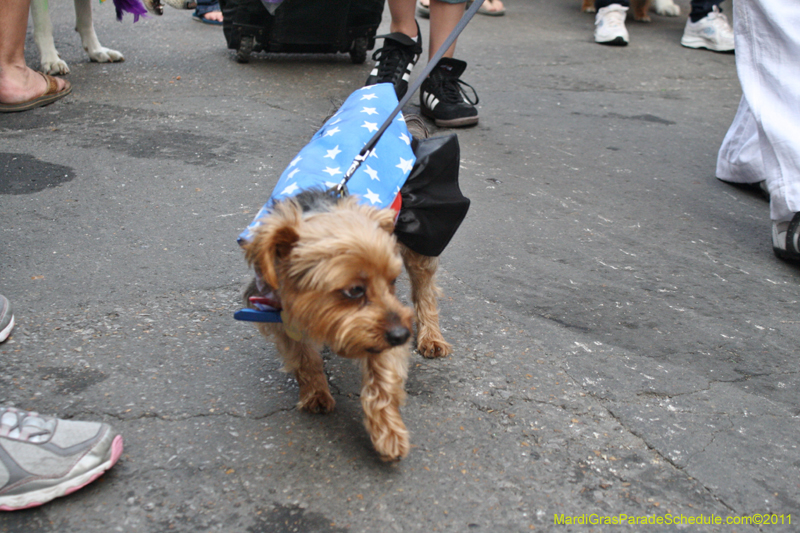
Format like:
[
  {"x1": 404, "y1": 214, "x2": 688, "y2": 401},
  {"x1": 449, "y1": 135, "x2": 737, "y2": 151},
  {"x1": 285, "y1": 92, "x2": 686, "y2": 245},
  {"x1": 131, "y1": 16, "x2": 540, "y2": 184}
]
[
  {"x1": 232, "y1": 295, "x2": 305, "y2": 341},
  {"x1": 233, "y1": 291, "x2": 282, "y2": 323}
]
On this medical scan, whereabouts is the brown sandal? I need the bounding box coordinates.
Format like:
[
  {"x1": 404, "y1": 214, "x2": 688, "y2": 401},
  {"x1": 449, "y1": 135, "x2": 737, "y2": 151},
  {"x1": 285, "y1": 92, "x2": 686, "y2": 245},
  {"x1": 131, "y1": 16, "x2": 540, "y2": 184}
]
[{"x1": 0, "y1": 72, "x2": 72, "y2": 113}]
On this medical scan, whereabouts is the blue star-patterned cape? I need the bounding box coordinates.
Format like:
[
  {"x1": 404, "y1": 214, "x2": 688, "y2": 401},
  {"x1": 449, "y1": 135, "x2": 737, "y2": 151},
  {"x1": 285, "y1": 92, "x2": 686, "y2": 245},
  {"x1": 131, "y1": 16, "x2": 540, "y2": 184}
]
[{"x1": 239, "y1": 83, "x2": 415, "y2": 245}]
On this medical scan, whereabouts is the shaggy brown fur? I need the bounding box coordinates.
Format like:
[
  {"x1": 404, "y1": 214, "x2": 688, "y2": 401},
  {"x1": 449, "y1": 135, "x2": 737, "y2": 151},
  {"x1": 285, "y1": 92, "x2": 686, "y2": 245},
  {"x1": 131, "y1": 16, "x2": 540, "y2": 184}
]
[{"x1": 242, "y1": 192, "x2": 451, "y2": 461}]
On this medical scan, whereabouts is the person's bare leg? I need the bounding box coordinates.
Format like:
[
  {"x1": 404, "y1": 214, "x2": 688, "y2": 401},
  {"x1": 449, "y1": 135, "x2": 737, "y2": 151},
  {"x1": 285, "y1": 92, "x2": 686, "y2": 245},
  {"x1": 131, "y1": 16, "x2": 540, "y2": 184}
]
[
  {"x1": 388, "y1": 0, "x2": 419, "y2": 38},
  {"x1": 0, "y1": 0, "x2": 69, "y2": 105},
  {"x1": 428, "y1": 0, "x2": 465, "y2": 59}
]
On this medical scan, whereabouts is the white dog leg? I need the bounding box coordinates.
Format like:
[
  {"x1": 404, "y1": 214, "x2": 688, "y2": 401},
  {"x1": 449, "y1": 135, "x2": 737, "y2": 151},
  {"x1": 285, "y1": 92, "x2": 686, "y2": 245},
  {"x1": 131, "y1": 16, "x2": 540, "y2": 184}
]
[
  {"x1": 74, "y1": 0, "x2": 125, "y2": 64},
  {"x1": 31, "y1": 0, "x2": 71, "y2": 75},
  {"x1": 653, "y1": 0, "x2": 681, "y2": 17}
]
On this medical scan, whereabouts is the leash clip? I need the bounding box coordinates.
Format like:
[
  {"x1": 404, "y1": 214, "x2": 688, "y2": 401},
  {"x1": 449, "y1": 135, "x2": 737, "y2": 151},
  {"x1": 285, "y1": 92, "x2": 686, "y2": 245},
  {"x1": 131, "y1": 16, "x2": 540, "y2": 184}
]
[{"x1": 331, "y1": 152, "x2": 368, "y2": 198}]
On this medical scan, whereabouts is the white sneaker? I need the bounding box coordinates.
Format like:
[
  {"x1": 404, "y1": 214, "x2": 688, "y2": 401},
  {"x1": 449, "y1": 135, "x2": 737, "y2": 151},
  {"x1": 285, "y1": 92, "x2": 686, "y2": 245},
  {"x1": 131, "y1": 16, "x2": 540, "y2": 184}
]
[
  {"x1": 594, "y1": 4, "x2": 629, "y2": 46},
  {"x1": 680, "y1": 6, "x2": 734, "y2": 52}
]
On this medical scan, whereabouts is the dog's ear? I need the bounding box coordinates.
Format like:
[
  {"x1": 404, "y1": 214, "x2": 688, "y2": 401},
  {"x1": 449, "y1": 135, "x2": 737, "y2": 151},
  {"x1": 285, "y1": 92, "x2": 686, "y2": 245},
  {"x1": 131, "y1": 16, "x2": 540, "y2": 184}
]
[
  {"x1": 370, "y1": 207, "x2": 397, "y2": 235},
  {"x1": 243, "y1": 203, "x2": 301, "y2": 289}
]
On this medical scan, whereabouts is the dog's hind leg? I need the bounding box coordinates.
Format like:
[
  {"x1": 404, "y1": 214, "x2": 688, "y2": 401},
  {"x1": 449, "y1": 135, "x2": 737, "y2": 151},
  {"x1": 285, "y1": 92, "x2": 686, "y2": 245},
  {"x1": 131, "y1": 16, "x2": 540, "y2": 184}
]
[
  {"x1": 400, "y1": 245, "x2": 452, "y2": 358},
  {"x1": 74, "y1": 0, "x2": 125, "y2": 64},
  {"x1": 30, "y1": 0, "x2": 70, "y2": 75},
  {"x1": 360, "y1": 346, "x2": 410, "y2": 460}
]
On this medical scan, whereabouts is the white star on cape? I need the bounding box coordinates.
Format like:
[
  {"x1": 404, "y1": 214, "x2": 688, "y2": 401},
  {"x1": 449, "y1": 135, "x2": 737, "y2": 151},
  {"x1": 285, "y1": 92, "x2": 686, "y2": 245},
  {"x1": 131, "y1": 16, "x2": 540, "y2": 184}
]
[
  {"x1": 324, "y1": 126, "x2": 341, "y2": 137},
  {"x1": 368, "y1": 149, "x2": 378, "y2": 159},
  {"x1": 399, "y1": 133, "x2": 410, "y2": 145},
  {"x1": 364, "y1": 189, "x2": 381, "y2": 205},
  {"x1": 362, "y1": 121, "x2": 378, "y2": 133},
  {"x1": 281, "y1": 182, "x2": 299, "y2": 195},
  {"x1": 361, "y1": 107, "x2": 378, "y2": 115},
  {"x1": 396, "y1": 157, "x2": 414, "y2": 174},
  {"x1": 289, "y1": 156, "x2": 302, "y2": 167},
  {"x1": 322, "y1": 166, "x2": 342, "y2": 177},
  {"x1": 287, "y1": 168, "x2": 300, "y2": 179},
  {"x1": 325, "y1": 145, "x2": 342, "y2": 159},
  {"x1": 364, "y1": 165, "x2": 380, "y2": 181},
  {"x1": 360, "y1": 93, "x2": 378, "y2": 100}
]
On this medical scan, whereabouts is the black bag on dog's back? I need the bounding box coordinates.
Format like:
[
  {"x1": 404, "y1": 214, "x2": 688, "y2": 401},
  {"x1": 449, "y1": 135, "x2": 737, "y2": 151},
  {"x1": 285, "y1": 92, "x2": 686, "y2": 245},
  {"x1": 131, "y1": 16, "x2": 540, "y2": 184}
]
[{"x1": 395, "y1": 134, "x2": 470, "y2": 257}]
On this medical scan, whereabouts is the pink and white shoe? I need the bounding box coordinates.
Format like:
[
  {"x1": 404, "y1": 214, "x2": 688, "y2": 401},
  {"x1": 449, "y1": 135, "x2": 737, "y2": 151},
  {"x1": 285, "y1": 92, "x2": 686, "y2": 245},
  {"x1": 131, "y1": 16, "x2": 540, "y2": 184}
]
[{"x1": 0, "y1": 408, "x2": 123, "y2": 511}]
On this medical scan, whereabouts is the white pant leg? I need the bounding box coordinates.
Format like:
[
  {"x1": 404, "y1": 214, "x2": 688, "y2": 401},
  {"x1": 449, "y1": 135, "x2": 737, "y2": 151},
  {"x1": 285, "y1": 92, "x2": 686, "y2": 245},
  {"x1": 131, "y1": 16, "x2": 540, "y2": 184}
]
[
  {"x1": 716, "y1": 96, "x2": 763, "y2": 185},
  {"x1": 721, "y1": 0, "x2": 800, "y2": 221}
]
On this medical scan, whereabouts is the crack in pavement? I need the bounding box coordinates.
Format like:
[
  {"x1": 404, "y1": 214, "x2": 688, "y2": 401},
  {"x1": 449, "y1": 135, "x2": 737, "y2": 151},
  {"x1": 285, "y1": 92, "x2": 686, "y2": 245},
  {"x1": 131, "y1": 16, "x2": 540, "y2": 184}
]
[
  {"x1": 597, "y1": 399, "x2": 738, "y2": 514},
  {"x1": 90, "y1": 406, "x2": 296, "y2": 422}
]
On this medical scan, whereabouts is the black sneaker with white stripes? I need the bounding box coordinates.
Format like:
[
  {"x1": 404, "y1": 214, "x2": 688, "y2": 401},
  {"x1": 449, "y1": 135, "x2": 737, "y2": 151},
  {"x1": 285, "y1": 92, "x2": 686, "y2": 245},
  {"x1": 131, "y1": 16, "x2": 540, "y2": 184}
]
[
  {"x1": 419, "y1": 57, "x2": 479, "y2": 128},
  {"x1": 365, "y1": 22, "x2": 423, "y2": 99}
]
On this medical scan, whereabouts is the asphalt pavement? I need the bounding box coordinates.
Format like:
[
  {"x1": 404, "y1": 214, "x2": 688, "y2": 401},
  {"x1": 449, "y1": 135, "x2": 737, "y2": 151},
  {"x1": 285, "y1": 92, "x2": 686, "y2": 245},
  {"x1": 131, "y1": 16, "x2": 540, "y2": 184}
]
[{"x1": 1, "y1": 0, "x2": 798, "y2": 531}]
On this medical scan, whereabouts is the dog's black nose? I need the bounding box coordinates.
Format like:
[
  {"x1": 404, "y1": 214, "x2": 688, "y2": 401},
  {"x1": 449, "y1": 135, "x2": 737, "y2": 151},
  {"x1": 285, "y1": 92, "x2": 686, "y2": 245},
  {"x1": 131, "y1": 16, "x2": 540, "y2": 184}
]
[{"x1": 385, "y1": 326, "x2": 410, "y2": 346}]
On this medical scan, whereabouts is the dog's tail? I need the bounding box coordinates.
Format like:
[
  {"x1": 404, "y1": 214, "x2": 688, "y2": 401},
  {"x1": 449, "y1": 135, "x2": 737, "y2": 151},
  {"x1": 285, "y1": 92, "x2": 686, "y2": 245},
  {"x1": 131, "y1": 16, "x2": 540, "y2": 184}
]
[{"x1": 404, "y1": 114, "x2": 429, "y2": 153}]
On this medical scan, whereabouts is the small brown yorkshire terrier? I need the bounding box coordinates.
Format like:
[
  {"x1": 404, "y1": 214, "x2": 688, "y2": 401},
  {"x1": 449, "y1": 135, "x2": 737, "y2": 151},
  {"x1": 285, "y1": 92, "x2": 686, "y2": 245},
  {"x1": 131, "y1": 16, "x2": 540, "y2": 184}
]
[{"x1": 241, "y1": 159, "x2": 451, "y2": 460}]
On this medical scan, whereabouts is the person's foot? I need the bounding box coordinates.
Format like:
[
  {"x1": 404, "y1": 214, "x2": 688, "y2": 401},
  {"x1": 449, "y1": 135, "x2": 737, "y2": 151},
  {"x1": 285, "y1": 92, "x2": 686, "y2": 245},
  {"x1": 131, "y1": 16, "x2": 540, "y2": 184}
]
[
  {"x1": 680, "y1": 5, "x2": 734, "y2": 53},
  {"x1": 419, "y1": 57, "x2": 479, "y2": 128},
  {"x1": 0, "y1": 66, "x2": 71, "y2": 112},
  {"x1": 478, "y1": 0, "x2": 505, "y2": 16},
  {"x1": 594, "y1": 4, "x2": 629, "y2": 46},
  {"x1": 0, "y1": 407, "x2": 123, "y2": 510},
  {"x1": 365, "y1": 22, "x2": 423, "y2": 99},
  {"x1": 0, "y1": 296, "x2": 13, "y2": 343},
  {"x1": 192, "y1": 8, "x2": 223, "y2": 24},
  {"x1": 416, "y1": 0, "x2": 430, "y2": 19},
  {"x1": 772, "y1": 213, "x2": 800, "y2": 263}
]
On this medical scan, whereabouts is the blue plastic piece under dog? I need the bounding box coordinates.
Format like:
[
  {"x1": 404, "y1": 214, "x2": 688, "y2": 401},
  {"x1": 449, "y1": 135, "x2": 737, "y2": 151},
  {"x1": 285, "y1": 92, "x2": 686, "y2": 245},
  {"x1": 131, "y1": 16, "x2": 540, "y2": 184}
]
[{"x1": 233, "y1": 308, "x2": 282, "y2": 323}]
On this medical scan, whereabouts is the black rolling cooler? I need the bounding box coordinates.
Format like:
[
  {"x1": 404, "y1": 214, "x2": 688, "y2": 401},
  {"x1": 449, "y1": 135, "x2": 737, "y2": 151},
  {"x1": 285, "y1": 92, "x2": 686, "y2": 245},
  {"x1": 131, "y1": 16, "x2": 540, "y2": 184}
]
[{"x1": 218, "y1": 0, "x2": 385, "y2": 64}]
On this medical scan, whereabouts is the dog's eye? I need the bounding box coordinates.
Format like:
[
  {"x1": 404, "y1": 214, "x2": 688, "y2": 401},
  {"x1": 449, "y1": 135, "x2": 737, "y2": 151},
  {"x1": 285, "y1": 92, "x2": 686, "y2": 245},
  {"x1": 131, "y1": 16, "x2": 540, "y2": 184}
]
[
  {"x1": 390, "y1": 278, "x2": 397, "y2": 286},
  {"x1": 342, "y1": 285, "x2": 366, "y2": 299}
]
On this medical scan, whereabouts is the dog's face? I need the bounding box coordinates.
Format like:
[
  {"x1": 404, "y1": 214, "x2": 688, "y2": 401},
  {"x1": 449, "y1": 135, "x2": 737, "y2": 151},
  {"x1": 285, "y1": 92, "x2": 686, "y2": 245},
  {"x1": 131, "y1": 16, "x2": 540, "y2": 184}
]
[{"x1": 244, "y1": 196, "x2": 414, "y2": 358}]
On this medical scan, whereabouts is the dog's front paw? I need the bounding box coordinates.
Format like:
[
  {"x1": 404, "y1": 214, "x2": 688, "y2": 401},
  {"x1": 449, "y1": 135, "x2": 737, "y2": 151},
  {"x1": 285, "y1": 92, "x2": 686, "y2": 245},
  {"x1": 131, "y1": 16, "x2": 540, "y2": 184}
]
[
  {"x1": 416, "y1": 330, "x2": 452, "y2": 359},
  {"x1": 373, "y1": 425, "x2": 410, "y2": 462},
  {"x1": 41, "y1": 58, "x2": 69, "y2": 76},
  {"x1": 88, "y1": 47, "x2": 125, "y2": 64},
  {"x1": 654, "y1": 0, "x2": 680, "y2": 17},
  {"x1": 297, "y1": 389, "x2": 336, "y2": 414}
]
